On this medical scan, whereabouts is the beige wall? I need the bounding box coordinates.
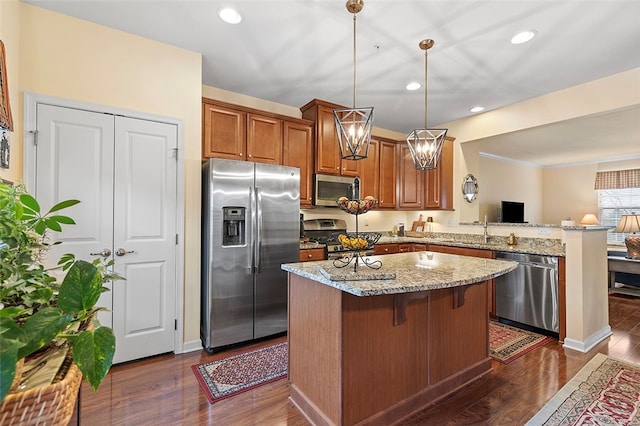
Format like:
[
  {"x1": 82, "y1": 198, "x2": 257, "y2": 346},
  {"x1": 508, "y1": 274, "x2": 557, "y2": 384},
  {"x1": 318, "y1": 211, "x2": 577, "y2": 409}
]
[
  {"x1": 542, "y1": 164, "x2": 598, "y2": 225},
  {"x1": 477, "y1": 154, "x2": 543, "y2": 224},
  {"x1": 0, "y1": 0, "x2": 22, "y2": 184},
  {"x1": 15, "y1": 4, "x2": 203, "y2": 345}
]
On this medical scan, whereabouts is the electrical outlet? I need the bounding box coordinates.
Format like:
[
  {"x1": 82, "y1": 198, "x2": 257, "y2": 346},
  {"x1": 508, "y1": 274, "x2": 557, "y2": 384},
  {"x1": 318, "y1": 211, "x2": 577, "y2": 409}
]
[{"x1": 538, "y1": 228, "x2": 551, "y2": 235}]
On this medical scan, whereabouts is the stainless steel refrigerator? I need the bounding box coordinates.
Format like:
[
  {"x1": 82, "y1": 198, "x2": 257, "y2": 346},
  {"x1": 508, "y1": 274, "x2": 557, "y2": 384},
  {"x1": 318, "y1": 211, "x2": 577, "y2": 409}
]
[{"x1": 201, "y1": 158, "x2": 300, "y2": 352}]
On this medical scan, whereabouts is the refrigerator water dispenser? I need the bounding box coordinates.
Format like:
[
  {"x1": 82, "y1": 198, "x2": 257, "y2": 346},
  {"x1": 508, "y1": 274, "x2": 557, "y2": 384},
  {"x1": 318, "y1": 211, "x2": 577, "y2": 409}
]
[{"x1": 222, "y1": 207, "x2": 245, "y2": 246}]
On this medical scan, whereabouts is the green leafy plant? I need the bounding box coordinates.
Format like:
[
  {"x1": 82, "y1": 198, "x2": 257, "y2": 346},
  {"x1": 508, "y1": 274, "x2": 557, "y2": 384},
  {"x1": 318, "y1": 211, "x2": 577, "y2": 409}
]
[{"x1": 0, "y1": 183, "x2": 120, "y2": 402}]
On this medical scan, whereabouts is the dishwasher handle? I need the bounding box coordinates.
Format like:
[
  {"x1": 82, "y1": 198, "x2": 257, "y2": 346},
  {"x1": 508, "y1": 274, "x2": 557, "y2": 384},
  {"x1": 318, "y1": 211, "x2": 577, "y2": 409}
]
[{"x1": 518, "y1": 261, "x2": 557, "y2": 270}]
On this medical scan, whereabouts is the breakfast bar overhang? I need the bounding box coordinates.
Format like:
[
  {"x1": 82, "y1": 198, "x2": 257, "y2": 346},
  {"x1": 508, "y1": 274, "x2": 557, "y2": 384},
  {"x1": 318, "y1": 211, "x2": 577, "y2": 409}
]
[{"x1": 282, "y1": 251, "x2": 517, "y2": 426}]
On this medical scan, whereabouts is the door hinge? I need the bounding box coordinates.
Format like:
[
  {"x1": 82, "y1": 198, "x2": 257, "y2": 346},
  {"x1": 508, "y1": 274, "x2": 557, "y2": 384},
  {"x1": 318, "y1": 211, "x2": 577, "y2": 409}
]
[
  {"x1": 175, "y1": 234, "x2": 179, "y2": 245},
  {"x1": 29, "y1": 130, "x2": 38, "y2": 146},
  {"x1": 174, "y1": 319, "x2": 178, "y2": 330},
  {"x1": 172, "y1": 147, "x2": 178, "y2": 161}
]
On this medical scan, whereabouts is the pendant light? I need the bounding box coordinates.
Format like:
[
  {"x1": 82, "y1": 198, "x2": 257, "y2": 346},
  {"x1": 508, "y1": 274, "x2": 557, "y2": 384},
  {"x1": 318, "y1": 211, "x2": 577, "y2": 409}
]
[
  {"x1": 406, "y1": 39, "x2": 448, "y2": 170},
  {"x1": 333, "y1": 0, "x2": 374, "y2": 161}
]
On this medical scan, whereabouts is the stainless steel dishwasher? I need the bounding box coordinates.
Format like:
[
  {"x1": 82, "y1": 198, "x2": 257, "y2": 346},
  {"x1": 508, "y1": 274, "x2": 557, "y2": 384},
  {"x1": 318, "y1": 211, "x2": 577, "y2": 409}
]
[{"x1": 495, "y1": 252, "x2": 559, "y2": 334}]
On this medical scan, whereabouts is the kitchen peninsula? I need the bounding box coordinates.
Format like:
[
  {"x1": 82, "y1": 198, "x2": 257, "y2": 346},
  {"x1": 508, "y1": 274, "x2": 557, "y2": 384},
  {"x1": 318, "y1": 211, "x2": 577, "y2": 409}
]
[{"x1": 282, "y1": 252, "x2": 517, "y2": 426}]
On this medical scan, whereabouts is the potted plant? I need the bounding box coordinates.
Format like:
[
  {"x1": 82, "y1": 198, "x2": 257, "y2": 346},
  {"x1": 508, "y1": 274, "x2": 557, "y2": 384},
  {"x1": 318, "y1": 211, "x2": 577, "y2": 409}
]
[{"x1": 0, "y1": 183, "x2": 120, "y2": 410}]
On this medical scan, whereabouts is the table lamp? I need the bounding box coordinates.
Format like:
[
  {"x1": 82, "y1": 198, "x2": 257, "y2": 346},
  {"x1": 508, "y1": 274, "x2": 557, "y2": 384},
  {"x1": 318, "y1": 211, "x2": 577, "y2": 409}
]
[
  {"x1": 579, "y1": 213, "x2": 599, "y2": 226},
  {"x1": 614, "y1": 213, "x2": 640, "y2": 259}
]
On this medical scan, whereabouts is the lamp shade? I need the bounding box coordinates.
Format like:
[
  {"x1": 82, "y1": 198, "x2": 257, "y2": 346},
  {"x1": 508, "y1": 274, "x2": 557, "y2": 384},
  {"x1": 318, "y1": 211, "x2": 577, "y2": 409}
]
[
  {"x1": 613, "y1": 214, "x2": 640, "y2": 233},
  {"x1": 614, "y1": 213, "x2": 640, "y2": 259},
  {"x1": 579, "y1": 213, "x2": 599, "y2": 226}
]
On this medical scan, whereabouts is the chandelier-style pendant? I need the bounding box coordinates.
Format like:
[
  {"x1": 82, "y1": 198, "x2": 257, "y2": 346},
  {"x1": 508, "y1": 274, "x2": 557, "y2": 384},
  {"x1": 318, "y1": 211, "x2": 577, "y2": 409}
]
[
  {"x1": 334, "y1": 107, "x2": 374, "y2": 160},
  {"x1": 406, "y1": 39, "x2": 448, "y2": 170},
  {"x1": 334, "y1": 0, "x2": 373, "y2": 161},
  {"x1": 406, "y1": 128, "x2": 447, "y2": 170}
]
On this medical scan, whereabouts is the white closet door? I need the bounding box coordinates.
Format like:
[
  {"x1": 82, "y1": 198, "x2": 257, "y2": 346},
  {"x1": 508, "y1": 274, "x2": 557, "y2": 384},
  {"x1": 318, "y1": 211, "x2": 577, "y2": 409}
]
[
  {"x1": 112, "y1": 116, "x2": 177, "y2": 363},
  {"x1": 35, "y1": 104, "x2": 115, "y2": 327},
  {"x1": 34, "y1": 104, "x2": 177, "y2": 363}
]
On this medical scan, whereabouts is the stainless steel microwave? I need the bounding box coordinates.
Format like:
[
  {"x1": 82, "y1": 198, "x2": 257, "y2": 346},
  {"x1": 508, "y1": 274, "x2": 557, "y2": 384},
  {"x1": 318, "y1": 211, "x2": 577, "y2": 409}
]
[{"x1": 314, "y1": 174, "x2": 357, "y2": 207}]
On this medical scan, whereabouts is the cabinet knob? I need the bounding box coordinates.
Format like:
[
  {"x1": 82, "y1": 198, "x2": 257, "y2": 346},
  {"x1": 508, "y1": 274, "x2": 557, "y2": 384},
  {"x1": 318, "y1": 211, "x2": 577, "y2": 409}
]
[
  {"x1": 239, "y1": 153, "x2": 243, "y2": 157},
  {"x1": 384, "y1": 248, "x2": 389, "y2": 252},
  {"x1": 307, "y1": 254, "x2": 313, "y2": 258},
  {"x1": 248, "y1": 154, "x2": 252, "y2": 158}
]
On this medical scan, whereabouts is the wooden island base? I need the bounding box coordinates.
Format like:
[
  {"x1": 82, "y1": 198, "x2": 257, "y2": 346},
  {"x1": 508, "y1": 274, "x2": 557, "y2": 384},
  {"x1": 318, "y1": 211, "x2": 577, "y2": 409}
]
[{"x1": 288, "y1": 274, "x2": 491, "y2": 426}]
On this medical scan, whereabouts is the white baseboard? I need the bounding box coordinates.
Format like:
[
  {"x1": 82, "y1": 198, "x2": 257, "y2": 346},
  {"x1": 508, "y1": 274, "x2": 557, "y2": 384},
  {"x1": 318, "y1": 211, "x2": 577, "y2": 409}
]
[
  {"x1": 179, "y1": 339, "x2": 204, "y2": 354},
  {"x1": 563, "y1": 325, "x2": 612, "y2": 353}
]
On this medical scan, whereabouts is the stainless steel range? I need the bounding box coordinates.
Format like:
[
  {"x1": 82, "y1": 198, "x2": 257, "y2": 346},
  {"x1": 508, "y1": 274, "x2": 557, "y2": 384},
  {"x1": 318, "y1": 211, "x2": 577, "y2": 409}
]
[{"x1": 302, "y1": 219, "x2": 370, "y2": 259}]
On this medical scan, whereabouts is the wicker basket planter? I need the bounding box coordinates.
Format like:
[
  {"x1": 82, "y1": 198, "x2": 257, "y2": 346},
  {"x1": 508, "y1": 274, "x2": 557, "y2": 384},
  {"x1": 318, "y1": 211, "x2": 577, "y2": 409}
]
[{"x1": 0, "y1": 359, "x2": 82, "y2": 426}]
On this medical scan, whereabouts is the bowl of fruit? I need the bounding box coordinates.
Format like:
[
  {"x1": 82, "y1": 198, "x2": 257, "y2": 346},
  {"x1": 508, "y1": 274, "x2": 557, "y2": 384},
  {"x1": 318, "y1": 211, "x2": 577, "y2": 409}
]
[
  {"x1": 336, "y1": 232, "x2": 382, "y2": 251},
  {"x1": 336, "y1": 196, "x2": 378, "y2": 215}
]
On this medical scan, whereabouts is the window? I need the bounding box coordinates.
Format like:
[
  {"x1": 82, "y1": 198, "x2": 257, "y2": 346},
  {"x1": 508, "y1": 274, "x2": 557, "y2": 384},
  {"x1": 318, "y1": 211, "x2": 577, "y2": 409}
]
[{"x1": 598, "y1": 188, "x2": 640, "y2": 245}]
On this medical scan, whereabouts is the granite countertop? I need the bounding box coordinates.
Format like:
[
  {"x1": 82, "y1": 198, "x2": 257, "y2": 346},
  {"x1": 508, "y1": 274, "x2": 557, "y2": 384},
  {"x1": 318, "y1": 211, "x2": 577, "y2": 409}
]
[
  {"x1": 300, "y1": 242, "x2": 325, "y2": 250},
  {"x1": 298, "y1": 233, "x2": 565, "y2": 257},
  {"x1": 282, "y1": 252, "x2": 517, "y2": 297},
  {"x1": 376, "y1": 235, "x2": 565, "y2": 257}
]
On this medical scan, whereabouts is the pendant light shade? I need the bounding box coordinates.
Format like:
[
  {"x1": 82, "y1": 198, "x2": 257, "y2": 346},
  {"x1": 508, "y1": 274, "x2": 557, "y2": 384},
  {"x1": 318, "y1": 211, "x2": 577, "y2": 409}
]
[
  {"x1": 406, "y1": 39, "x2": 447, "y2": 170},
  {"x1": 334, "y1": 0, "x2": 374, "y2": 161}
]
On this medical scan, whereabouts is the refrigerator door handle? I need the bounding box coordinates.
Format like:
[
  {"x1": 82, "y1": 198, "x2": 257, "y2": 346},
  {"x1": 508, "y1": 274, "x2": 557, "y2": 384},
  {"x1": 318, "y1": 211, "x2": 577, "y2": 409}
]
[
  {"x1": 255, "y1": 186, "x2": 262, "y2": 274},
  {"x1": 249, "y1": 185, "x2": 256, "y2": 274}
]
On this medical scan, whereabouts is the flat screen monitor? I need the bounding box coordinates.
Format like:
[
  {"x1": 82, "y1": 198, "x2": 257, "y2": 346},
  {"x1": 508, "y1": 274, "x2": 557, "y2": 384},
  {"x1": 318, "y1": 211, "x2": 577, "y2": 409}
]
[{"x1": 501, "y1": 201, "x2": 525, "y2": 223}]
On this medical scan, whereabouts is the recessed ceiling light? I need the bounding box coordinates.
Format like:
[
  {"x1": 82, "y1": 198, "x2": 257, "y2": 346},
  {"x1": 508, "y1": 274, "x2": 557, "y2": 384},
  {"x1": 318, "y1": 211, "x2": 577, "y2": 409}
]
[
  {"x1": 470, "y1": 106, "x2": 485, "y2": 113},
  {"x1": 219, "y1": 7, "x2": 242, "y2": 24},
  {"x1": 405, "y1": 82, "x2": 421, "y2": 91},
  {"x1": 511, "y1": 30, "x2": 536, "y2": 44}
]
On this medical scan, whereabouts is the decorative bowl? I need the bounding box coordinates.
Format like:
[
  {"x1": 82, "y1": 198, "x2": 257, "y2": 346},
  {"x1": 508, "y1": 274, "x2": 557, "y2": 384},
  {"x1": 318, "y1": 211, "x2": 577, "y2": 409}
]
[
  {"x1": 336, "y1": 196, "x2": 378, "y2": 215},
  {"x1": 336, "y1": 232, "x2": 382, "y2": 250}
]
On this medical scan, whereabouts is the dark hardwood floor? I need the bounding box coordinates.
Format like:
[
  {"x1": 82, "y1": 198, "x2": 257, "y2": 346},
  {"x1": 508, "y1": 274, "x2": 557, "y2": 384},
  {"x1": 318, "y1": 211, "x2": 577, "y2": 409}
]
[{"x1": 75, "y1": 294, "x2": 640, "y2": 425}]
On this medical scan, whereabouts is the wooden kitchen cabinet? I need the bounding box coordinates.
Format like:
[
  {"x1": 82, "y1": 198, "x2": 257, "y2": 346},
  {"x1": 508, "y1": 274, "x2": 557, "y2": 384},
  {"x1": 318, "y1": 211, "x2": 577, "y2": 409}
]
[
  {"x1": 397, "y1": 136, "x2": 455, "y2": 210},
  {"x1": 202, "y1": 101, "x2": 246, "y2": 160},
  {"x1": 378, "y1": 140, "x2": 398, "y2": 208},
  {"x1": 374, "y1": 243, "x2": 399, "y2": 255},
  {"x1": 202, "y1": 101, "x2": 282, "y2": 164},
  {"x1": 358, "y1": 139, "x2": 379, "y2": 199},
  {"x1": 424, "y1": 137, "x2": 454, "y2": 210},
  {"x1": 412, "y1": 243, "x2": 427, "y2": 252},
  {"x1": 299, "y1": 247, "x2": 325, "y2": 262},
  {"x1": 300, "y1": 99, "x2": 361, "y2": 177},
  {"x1": 428, "y1": 244, "x2": 496, "y2": 315},
  {"x1": 283, "y1": 121, "x2": 314, "y2": 207},
  {"x1": 399, "y1": 243, "x2": 412, "y2": 253},
  {"x1": 398, "y1": 144, "x2": 423, "y2": 209},
  {"x1": 246, "y1": 113, "x2": 282, "y2": 164}
]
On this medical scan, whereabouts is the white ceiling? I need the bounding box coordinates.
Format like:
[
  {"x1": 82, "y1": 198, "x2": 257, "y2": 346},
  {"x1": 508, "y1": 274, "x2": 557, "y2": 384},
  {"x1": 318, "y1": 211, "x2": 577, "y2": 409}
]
[{"x1": 22, "y1": 0, "x2": 640, "y2": 167}]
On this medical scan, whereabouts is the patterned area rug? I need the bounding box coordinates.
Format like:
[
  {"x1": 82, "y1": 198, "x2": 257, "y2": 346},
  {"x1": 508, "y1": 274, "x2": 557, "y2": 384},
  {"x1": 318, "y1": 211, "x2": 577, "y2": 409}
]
[
  {"x1": 489, "y1": 321, "x2": 552, "y2": 363},
  {"x1": 526, "y1": 353, "x2": 640, "y2": 425},
  {"x1": 192, "y1": 342, "x2": 287, "y2": 403}
]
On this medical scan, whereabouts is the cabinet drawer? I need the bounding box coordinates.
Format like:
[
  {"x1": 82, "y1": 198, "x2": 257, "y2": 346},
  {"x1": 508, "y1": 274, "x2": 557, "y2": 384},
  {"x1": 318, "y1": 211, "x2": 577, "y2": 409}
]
[
  {"x1": 300, "y1": 248, "x2": 326, "y2": 262},
  {"x1": 374, "y1": 243, "x2": 400, "y2": 255}
]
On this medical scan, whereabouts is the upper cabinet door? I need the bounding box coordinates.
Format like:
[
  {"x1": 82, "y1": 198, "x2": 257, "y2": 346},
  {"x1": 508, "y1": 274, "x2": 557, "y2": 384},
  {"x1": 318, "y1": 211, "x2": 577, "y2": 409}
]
[
  {"x1": 378, "y1": 141, "x2": 398, "y2": 208},
  {"x1": 283, "y1": 121, "x2": 314, "y2": 207},
  {"x1": 202, "y1": 103, "x2": 246, "y2": 160},
  {"x1": 359, "y1": 139, "x2": 379, "y2": 199},
  {"x1": 398, "y1": 144, "x2": 423, "y2": 209},
  {"x1": 247, "y1": 113, "x2": 283, "y2": 164},
  {"x1": 424, "y1": 137, "x2": 454, "y2": 210},
  {"x1": 315, "y1": 104, "x2": 342, "y2": 175}
]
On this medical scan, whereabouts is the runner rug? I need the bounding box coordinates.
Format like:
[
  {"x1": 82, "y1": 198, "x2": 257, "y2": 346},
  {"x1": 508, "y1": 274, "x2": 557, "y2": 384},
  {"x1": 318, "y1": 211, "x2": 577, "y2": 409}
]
[
  {"x1": 526, "y1": 353, "x2": 640, "y2": 425},
  {"x1": 489, "y1": 321, "x2": 552, "y2": 363},
  {"x1": 192, "y1": 342, "x2": 288, "y2": 403}
]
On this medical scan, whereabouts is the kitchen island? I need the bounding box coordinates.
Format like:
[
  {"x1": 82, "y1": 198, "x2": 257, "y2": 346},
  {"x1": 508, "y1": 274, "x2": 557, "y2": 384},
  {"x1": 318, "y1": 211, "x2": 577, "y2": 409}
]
[{"x1": 282, "y1": 252, "x2": 517, "y2": 426}]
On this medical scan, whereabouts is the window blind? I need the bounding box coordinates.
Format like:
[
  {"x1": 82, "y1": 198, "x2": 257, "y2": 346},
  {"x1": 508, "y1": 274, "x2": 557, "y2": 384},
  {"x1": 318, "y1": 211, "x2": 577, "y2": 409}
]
[{"x1": 594, "y1": 168, "x2": 640, "y2": 190}]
